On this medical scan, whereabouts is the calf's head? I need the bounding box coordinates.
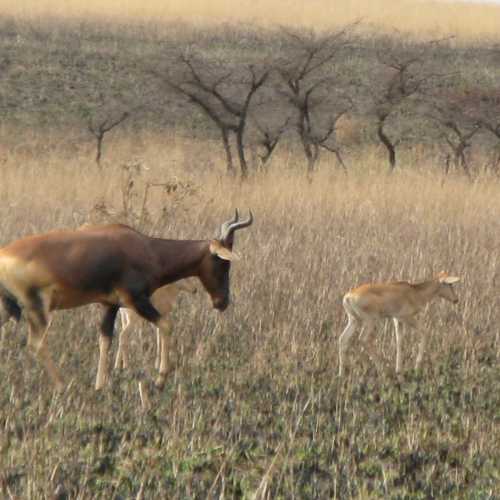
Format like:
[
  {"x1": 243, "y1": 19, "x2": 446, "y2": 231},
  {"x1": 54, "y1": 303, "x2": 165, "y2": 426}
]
[{"x1": 436, "y1": 271, "x2": 460, "y2": 304}]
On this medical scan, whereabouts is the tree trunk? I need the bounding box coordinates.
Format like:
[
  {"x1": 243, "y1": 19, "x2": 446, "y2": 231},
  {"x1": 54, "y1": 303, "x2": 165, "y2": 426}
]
[
  {"x1": 456, "y1": 143, "x2": 471, "y2": 179},
  {"x1": 377, "y1": 120, "x2": 396, "y2": 171},
  {"x1": 95, "y1": 133, "x2": 104, "y2": 167},
  {"x1": 236, "y1": 126, "x2": 248, "y2": 179},
  {"x1": 301, "y1": 135, "x2": 317, "y2": 178},
  {"x1": 221, "y1": 129, "x2": 235, "y2": 176}
]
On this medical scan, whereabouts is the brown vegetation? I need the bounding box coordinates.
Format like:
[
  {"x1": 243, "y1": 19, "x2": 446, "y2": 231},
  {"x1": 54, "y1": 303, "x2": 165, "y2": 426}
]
[
  {"x1": 0, "y1": 6, "x2": 499, "y2": 497},
  {"x1": 0, "y1": 134, "x2": 498, "y2": 497}
]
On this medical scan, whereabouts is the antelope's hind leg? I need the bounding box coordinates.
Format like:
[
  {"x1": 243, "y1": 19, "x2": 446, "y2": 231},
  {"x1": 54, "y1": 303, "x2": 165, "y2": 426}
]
[
  {"x1": 25, "y1": 288, "x2": 63, "y2": 391},
  {"x1": 95, "y1": 305, "x2": 119, "y2": 390},
  {"x1": 338, "y1": 313, "x2": 359, "y2": 376}
]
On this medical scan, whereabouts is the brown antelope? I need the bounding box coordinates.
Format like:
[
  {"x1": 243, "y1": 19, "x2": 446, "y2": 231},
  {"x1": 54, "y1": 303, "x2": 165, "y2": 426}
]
[
  {"x1": 114, "y1": 279, "x2": 197, "y2": 371},
  {"x1": 0, "y1": 210, "x2": 252, "y2": 391},
  {"x1": 338, "y1": 271, "x2": 460, "y2": 376}
]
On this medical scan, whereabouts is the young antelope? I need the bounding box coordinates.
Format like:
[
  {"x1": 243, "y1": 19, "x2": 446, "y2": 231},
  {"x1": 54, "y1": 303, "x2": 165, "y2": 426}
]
[{"x1": 338, "y1": 271, "x2": 460, "y2": 376}]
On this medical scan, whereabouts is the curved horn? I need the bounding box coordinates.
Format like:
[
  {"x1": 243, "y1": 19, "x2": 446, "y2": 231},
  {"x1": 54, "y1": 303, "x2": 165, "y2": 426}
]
[
  {"x1": 218, "y1": 209, "x2": 239, "y2": 240},
  {"x1": 222, "y1": 209, "x2": 253, "y2": 243}
]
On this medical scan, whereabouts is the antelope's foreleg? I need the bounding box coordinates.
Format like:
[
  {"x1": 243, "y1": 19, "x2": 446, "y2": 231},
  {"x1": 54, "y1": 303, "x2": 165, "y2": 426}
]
[
  {"x1": 25, "y1": 290, "x2": 63, "y2": 391},
  {"x1": 398, "y1": 316, "x2": 421, "y2": 371},
  {"x1": 404, "y1": 317, "x2": 422, "y2": 369},
  {"x1": 95, "y1": 305, "x2": 119, "y2": 390},
  {"x1": 392, "y1": 318, "x2": 402, "y2": 373},
  {"x1": 360, "y1": 320, "x2": 377, "y2": 364},
  {"x1": 128, "y1": 294, "x2": 171, "y2": 389},
  {"x1": 155, "y1": 317, "x2": 173, "y2": 388},
  {"x1": 114, "y1": 309, "x2": 132, "y2": 370}
]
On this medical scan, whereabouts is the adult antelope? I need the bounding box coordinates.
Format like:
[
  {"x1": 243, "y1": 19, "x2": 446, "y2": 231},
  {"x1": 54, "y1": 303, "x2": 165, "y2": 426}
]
[
  {"x1": 114, "y1": 279, "x2": 197, "y2": 371},
  {"x1": 338, "y1": 271, "x2": 460, "y2": 376},
  {"x1": 0, "y1": 210, "x2": 252, "y2": 391}
]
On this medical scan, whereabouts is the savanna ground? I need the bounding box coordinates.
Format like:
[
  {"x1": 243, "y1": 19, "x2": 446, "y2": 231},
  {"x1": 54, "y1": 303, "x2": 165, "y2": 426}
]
[
  {"x1": 0, "y1": 1, "x2": 500, "y2": 498},
  {"x1": 0, "y1": 138, "x2": 498, "y2": 499}
]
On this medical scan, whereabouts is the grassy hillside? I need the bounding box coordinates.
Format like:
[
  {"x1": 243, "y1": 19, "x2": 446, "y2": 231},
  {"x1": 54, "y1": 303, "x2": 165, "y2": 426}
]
[{"x1": 1, "y1": 11, "x2": 500, "y2": 178}]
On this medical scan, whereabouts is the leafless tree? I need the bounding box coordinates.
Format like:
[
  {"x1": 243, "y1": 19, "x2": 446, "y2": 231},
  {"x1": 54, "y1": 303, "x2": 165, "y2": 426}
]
[
  {"x1": 453, "y1": 88, "x2": 500, "y2": 172},
  {"x1": 87, "y1": 111, "x2": 130, "y2": 167},
  {"x1": 153, "y1": 54, "x2": 269, "y2": 179},
  {"x1": 370, "y1": 38, "x2": 451, "y2": 171},
  {"x1": 426, "y1": 92, "x2": 482, "y2": 177},
  {"x1": 276, "y1": 26, "x2": 356, "y2": 176}
]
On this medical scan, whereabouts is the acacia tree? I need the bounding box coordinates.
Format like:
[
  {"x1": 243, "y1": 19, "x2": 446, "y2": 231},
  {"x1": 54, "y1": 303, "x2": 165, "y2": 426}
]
[
  {"x1": 87, "y1": 110, "x2": 130, "y2": 167},
  {"x1": 369, "y1": 38, "x2": 450, "y2": 171},
  {"x1": 475, "y1": 92, "x2": 500, "y2": 172},
  {"x1": 154, "y1": 54, "x2": 269, "y2": 179},
  {"x1": 425, "y1": 92, "x2": 482, "y2": 177},
  {"x1": 451, "y1": 88, "x2": 500, "y2": 172},
  {"x1": 276, "y1": 26, "x2": 356, "y2": 176}
]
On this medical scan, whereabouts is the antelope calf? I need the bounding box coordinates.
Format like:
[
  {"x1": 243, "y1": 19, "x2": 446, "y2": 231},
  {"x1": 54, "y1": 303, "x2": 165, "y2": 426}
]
[
  {"x1": 114, "y1": 279, "x2": 197, "y2": 371},
  {"x1": 338, "y1": 271, "x2": 460, "y2": 376},
  {"x1": 0, "y1": 210, "x2": 252, "y2": 391}
]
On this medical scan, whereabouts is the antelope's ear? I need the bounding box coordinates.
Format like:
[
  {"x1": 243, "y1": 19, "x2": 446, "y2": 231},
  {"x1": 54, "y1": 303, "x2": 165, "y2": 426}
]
[
  {"x1": 209, "y1": 240, "x2": 241, "y2": 261},
  {"x1": 436, "y1": 270, "x2": 447, "y2": 280},
  {"x1": 442, "y1": 276, "x2": 460, "y2": 284}
]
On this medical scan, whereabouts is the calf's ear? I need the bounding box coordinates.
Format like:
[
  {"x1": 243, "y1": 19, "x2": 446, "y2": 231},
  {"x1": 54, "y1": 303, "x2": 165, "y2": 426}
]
[{"x1": 442, "y1": 276, "x2": 460, "y2": 284}]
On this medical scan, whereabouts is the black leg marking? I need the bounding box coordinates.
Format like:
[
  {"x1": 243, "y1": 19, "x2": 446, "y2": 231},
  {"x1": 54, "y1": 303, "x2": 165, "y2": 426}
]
[
  {"x1": 100, "y1": 305, "x2": 119, "y2": 338},
  {"x1": 130, "y1": 294, "x2": 161, "y2": 324},
  {"x1": 0, "y1": 284, "x2": 22, "y2": 322}
]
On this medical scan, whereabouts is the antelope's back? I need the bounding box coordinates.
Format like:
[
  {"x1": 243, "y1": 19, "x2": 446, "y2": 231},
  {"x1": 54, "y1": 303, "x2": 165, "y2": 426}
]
[
  {"x1": 348, "y1": 282, "x2": 416, "y2": 317},
  {"x1": 0, "y1": 225, "x2": 156, "y2": 293}
]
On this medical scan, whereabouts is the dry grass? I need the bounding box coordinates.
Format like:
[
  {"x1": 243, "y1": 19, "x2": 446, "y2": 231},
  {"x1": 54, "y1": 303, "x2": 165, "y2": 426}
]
[
  {"x1": 4, "y1": 0, "x2": 500, "y2": 40},
  {"x1": 0, "y1": 132, "x2": 499, "y2": 497}
]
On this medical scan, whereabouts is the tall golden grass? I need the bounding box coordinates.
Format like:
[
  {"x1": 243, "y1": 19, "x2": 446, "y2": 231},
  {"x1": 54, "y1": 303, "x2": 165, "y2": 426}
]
[
  {"x1": 3, "y1": 0, "x2": 500, "y2": 40},
  {"x1": 0, "y1": 133, "x2": 499, "y2": 496}
]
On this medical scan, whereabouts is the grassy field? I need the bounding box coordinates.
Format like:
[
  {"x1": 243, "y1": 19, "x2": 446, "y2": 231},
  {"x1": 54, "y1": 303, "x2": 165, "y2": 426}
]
[
  {"x1": 0, "y1": 3, "x2": 499, "y2": 498},
  {"x1": 0, "y1": 137, "x2": 498, "y2": 498}
]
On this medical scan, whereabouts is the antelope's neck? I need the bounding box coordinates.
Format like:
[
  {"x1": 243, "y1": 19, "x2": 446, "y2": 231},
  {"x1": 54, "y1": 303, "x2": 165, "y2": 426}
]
[
  {"x1": 412, "y1": 279, "x2": 440, "y2": 306},
  {"x1": 150, "y1": 238, "x2": 208, "y2": 287}
]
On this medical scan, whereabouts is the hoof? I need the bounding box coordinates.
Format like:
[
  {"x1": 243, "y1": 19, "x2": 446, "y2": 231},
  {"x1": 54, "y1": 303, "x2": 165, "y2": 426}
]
[
  {"x1": 95, "y1": 381, "x2": 107, "y2": 391},
  {"x1": 155, "y1": 375, "x2": 166, "y2": 390}
]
